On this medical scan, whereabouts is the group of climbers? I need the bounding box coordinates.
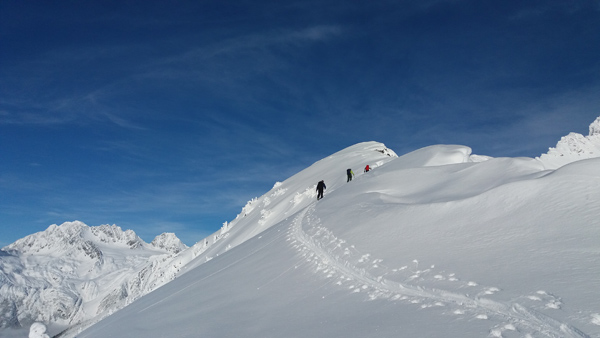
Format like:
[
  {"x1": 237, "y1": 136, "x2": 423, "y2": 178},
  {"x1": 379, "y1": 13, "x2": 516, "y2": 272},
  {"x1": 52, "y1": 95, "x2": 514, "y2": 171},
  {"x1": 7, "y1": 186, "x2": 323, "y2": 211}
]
[{"x1": 316, "y1": 164, "x2": 371, "y2": 200}]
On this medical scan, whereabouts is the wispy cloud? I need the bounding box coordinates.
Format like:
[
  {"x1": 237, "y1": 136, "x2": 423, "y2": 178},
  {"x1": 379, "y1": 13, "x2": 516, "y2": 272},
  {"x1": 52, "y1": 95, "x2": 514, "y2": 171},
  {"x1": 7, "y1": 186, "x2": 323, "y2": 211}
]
[
  {"x1": 1, "y1": 23, "x2": 343, "y2": 131},
  {"x1": 0, "y1": 97, "x2": 77, "y2": 125},
  {"x1": 0, "y1": 35, "x2": 155, "y2": 128},
  {"x1": 130, "y1": 24, "x2": 345, "y2": 101},
  {"x1": 509, "y1": 1, "x2": 599, "y2": 20},
  {"x1": 0, "y1": 82, "x2": 145, "y2": 129},
  {"x1": 158, "y1": 25, "x2": 343, "y2": 65}
]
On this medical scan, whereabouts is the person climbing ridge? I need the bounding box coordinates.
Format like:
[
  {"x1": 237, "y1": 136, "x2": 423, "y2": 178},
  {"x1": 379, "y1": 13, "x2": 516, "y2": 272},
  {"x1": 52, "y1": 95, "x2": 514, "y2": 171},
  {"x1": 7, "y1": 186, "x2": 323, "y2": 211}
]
[
  {"x1": 346, "y1": 168, "x2": 354, "y2": 182},
  {"x1": 316, "y1": 180, "x2": 326, "y2": 200}
]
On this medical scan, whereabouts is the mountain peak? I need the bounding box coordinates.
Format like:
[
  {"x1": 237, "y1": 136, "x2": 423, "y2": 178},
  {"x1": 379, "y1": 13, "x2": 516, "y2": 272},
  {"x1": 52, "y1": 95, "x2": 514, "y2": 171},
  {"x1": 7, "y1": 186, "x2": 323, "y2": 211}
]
[
  {"x1": 151, "y1": 233, "x2": 188, "y2": 254},
  {"x1": 589, "y1": 116, "x2": 600, "y2": 136},
  {"x1": 5, "y1": 221, "x2": 86, "y2": 255},
  {"x1": 3, "y1": 221, "x2": 146, "y2": 256},
  {"x1": 89, "y1": 224, "x2": 144, "y2": 249}
]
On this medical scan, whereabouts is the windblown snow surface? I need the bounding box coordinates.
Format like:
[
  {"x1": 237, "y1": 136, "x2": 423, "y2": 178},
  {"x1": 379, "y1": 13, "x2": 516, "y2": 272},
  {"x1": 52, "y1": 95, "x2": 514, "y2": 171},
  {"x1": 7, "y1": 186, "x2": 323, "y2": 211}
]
[{"x1": 72, "y1": 138, "x2": 600, "y2": 338}]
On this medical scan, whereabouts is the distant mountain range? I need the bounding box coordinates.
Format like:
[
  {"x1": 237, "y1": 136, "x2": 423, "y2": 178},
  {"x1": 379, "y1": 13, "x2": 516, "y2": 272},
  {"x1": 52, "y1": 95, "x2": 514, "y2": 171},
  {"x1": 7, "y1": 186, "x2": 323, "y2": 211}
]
[{"x1": 0, "y1": 222, "x2": 187, "y2": 334}]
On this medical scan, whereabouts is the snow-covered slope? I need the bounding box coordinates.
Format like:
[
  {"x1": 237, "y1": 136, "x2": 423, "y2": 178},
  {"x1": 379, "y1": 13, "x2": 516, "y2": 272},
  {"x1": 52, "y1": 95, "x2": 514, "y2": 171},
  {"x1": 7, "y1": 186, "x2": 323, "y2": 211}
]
[
  {"x1": 6, "y1": 115, "x2": 600, "y2": 338},
  {"x1": 0, "y1": 222, "x2": 187, "y2": 336},
  {"x1": 74, "y1": 135, "x2": 600, "y2": 337}
]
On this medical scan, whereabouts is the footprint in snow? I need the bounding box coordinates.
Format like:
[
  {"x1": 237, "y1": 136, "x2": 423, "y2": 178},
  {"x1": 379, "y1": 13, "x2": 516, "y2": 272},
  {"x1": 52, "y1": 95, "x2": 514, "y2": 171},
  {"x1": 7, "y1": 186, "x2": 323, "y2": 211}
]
[
  {"x1": 357, "y1": 253, "x2": 371, "y2": 263},
  {"x1": 591, "y1": 313, "x2": 600, "y2": 326},
  {"x1": 523, "y1": 290, "x2": 562, "y2": 310},
  {"x1": 447, "y1": 273, "x2": 459, "y2": 282},
  {"x1": 420, "y1": 302, "x2": 445, "y2": 309},
  {"x1": 371, "y1": 258, "x2": 383, "y2": 268},
  {"x1": 477, "y1": 287, "x2": 501, "y2": 296},
  {"x1": 489, "y1": 324, "x2": 516, "y2": 337}
]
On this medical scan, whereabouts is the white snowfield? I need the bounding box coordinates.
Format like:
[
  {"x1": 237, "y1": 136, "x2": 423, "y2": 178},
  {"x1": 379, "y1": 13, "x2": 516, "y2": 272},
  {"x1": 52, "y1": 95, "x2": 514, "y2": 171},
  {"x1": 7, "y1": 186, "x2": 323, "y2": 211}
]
[
  {"x1": 3, "y1": 118, "x2": 600, "y2": 338},
  {"x1": 72, "y1": 131, "x2": 600, "y2": 338}
]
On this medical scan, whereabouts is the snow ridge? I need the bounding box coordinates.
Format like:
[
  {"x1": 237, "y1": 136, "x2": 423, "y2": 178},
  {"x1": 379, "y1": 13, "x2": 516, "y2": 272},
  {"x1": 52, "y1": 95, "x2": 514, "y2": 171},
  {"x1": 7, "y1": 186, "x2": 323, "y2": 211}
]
[{"x1": 64, "y1": 137, "x2": 600, "y2": 338}]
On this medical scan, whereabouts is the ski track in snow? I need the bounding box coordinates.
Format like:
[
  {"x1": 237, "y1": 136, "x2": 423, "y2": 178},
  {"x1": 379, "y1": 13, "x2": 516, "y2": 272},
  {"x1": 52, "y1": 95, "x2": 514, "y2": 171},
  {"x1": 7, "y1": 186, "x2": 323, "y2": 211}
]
[{"x1": 288, "y1": 204, "x2": 590, "y2": 338}]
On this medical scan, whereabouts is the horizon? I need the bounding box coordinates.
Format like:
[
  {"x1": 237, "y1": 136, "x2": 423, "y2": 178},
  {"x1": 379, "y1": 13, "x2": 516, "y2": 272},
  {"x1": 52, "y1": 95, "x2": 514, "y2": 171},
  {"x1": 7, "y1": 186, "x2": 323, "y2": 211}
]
[{"x1": 1, "y1": 0, "x2": 599, "y2": 246}]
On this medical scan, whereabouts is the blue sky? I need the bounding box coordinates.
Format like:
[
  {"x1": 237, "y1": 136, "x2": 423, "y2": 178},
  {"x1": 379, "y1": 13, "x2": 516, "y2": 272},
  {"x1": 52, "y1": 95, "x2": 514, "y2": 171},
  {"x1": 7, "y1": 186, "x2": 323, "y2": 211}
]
[{"x1": 1, "y1": 0, "x2": 599, "y2": 246}]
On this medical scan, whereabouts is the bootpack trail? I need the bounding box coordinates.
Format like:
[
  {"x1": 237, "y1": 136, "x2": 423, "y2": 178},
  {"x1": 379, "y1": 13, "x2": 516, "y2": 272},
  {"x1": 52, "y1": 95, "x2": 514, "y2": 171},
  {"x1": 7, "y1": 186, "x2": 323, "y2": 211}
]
[{"x1": 289, "y1": 203, "x2": 590, "y2": 338}]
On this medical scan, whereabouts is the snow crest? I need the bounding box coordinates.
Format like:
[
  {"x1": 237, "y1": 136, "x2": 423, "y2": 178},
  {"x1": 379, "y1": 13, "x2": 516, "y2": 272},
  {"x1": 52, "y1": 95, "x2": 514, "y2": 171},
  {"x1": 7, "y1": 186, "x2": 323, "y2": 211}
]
[{"x1": 537, "y1": 116, "x2": 600, "y2": 169}]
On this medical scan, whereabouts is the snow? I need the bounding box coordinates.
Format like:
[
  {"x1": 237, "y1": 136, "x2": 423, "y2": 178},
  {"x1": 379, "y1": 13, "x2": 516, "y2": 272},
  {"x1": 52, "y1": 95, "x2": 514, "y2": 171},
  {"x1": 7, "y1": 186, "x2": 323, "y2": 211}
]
[
  {"x1": 537, "y1": 116, "x2": 600, "y2": 169},
  {"x1": 0, "y1": 223, "x2": 189, "y2": 337},
  {"x1": 151, "y1": 233, "x2": 188, "y2": 254},
  {"x1": 28, "y1": 322, "x2": 49, "y2": 338},
  {"x1": 70, "y1": 134, "x2": 600, "y2": 338},
  {"x1": 3, "y1": 117, "x2": 600, "y2": 337}
]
